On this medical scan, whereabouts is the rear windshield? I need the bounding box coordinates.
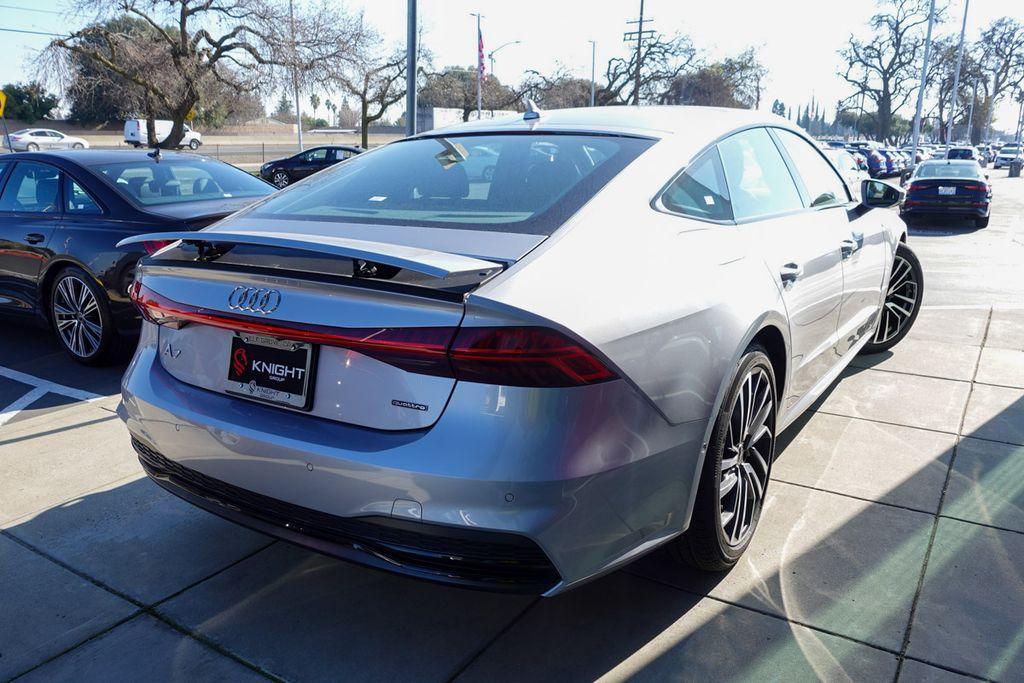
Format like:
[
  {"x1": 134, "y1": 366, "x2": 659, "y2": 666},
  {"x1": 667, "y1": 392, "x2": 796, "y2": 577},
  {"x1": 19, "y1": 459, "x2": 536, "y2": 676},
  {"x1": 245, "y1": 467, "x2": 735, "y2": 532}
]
[
  {"x1": 91, "y1": 158, "x2": 272, "y2": 206},
  {"x1": 246, "y1": 133, "x2": 654, "y2": 235},
  {"x1": 947, "y1": 149, "x2": 974, "y2": 159},
  {"x1": 915, "y1": 163, "x2": 982, "y2": 179}
]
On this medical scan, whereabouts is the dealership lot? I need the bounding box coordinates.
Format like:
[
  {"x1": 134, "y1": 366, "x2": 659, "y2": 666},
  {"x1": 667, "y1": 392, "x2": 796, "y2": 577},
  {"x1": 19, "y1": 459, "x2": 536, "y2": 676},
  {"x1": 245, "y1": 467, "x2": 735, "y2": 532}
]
[{"x1": 1, "y1": 173, "x2": 1023, "y2": 682}]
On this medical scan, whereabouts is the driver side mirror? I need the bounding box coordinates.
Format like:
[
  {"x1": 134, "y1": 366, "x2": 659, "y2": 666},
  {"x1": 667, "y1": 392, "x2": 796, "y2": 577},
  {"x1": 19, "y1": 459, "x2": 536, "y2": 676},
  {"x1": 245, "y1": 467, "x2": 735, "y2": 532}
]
[{"x1": 861, "y1": 179, "x2": 904, "y2": 209}]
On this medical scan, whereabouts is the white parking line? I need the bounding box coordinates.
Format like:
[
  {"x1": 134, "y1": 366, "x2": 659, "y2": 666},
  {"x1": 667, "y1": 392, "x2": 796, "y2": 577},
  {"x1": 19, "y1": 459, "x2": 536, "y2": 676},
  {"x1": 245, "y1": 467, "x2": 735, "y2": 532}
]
[
  {"x1": 0, "y1": 387, "x2": 48, "y2": 428},
  {"x1": 0, "y1": 365, "x2": 105, "y2": 428}
]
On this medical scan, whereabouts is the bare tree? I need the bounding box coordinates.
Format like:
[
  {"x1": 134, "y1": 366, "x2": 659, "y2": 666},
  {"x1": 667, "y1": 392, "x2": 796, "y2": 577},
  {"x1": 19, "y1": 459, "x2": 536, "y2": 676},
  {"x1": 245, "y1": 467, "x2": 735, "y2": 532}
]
[
  {"x1": 335, "y1": 49, "x2": 407, "y2": 148},
  {"x1": 521, "y1": 68, "x2": 593, "y2": 109},
  {"x1": 925, "y1": 36, "x2": 984, "y2": 142},
  {"x1": 839, "y1": 0, "x2": 942, "y2": 142},
  {"x1": 43, "y1": 0, "x2": 364, "y2": 148},
  {"x1": 600, "y1": 33, "x2": 696, "y2": 105}
]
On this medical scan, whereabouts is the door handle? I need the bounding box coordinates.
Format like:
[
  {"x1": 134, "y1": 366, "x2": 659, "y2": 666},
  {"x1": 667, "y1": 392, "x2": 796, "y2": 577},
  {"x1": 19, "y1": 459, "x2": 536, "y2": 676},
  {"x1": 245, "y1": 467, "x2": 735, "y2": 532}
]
[
  {"x1": 840, "y1": 232, "x2": 864, "y2": 258},
  {"x1": 24, "y1": 233, "x2": 46, "y2": 245},
  {"x1": 779, "y1": 262, "x2": 803, "y2": 285}
]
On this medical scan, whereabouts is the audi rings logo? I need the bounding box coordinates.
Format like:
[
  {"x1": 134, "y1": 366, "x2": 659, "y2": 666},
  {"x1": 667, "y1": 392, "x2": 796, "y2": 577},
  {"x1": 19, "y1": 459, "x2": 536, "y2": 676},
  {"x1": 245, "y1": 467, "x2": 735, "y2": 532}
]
[{"x1": 227, "y1": 286, "x2": 282, "y2": 315}]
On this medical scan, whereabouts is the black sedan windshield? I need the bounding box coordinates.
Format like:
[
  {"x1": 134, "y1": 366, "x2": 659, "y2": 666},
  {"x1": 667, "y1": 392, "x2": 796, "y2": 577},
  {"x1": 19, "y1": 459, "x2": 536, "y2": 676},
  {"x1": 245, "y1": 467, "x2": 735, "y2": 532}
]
[
  {"x1": 91, "y1": 157, "x2": 271, "y2": 207},
  {"x1": 247, "y1": 134, "x2": 653, "y2": 235}
]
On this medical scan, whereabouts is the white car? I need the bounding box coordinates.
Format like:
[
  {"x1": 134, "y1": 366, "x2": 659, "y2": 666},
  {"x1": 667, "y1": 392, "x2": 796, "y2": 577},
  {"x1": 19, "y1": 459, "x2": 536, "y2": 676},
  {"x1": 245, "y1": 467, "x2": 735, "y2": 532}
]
[
  {"x1": 993, "y1": 144, "x2": 1022, "y2": 169},
  {"x1": 946, "y1": 145, "x2": 986, "y2": 168},
  {"x1": 4, "y1": 128, "x2": 90, "y2": 152},
  {"x1": 823, "y1": 148, "x2": 870, "y2": 200}
]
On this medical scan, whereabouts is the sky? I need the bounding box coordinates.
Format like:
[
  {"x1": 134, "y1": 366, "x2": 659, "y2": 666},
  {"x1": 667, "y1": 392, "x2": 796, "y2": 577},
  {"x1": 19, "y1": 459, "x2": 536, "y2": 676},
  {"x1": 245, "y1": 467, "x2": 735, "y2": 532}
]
[{"x1": 2, "y1": 0, "x2": 1022, "y2": 133}]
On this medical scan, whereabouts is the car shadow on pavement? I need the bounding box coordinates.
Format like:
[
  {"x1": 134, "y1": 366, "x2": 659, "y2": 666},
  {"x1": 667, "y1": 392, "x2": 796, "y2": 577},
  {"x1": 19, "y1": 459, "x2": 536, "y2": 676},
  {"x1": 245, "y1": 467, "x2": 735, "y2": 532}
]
[{"x1": 4, "y1": 354, "x2": 1024, "y2": 680}]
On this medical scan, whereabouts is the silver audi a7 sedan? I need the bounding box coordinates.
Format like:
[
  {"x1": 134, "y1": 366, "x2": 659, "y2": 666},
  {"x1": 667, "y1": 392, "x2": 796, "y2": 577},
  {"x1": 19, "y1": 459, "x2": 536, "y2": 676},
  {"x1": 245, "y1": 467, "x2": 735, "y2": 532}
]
[{"x1": 118, "y1": 106, "x2": 923, "y2": 595}]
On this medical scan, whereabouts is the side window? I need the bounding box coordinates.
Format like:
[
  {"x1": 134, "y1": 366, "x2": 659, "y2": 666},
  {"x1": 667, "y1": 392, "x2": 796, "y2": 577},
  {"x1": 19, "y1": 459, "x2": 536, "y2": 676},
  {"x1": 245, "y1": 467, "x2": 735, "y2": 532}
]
[
  {"x1": 660, "y1": 148, "x2": 732, "y2": 221},
  {"x1": 303, "y1": 148, "x2": 328, "y2": 162},
  {"x1": 774, "y1": 129, "x2": 850, "y2": 208},
  {"x1": 65, "y1": 177, "x2": 103, "y2": 215},
  {"x1": 718, "y1": 128, "x2": 803, "y2": 220},
  {"x1": 0, "y1": 162, "x2": 61, "y2": 213}
]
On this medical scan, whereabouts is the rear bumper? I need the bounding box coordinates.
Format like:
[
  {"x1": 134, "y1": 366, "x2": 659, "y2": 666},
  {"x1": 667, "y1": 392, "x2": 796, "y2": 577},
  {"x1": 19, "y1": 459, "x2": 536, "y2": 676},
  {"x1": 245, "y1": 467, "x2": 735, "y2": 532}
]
[
  {"x1": 119, "y1": 328, "x2": 707, "y2": 594},
  {"x1": 901, "y1": 202, "x2": 989, "y2": 218}
]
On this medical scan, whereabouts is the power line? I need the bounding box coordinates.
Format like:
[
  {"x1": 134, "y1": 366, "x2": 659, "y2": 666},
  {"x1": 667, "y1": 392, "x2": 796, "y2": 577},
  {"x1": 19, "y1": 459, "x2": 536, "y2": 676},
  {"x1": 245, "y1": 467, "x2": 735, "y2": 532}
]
[
  {"x1": 0, "y1": 26, "x2": 65, "y2": 37},
  {"x1": 0, "y1": 2, "x2": 86, "y2": 17}
]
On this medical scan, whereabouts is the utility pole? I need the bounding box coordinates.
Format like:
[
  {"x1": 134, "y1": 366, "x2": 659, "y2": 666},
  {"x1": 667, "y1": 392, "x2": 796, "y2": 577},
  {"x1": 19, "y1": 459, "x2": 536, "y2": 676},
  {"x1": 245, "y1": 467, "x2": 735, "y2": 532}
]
[
  {"x1": 288, "y1": 0, "x2": 303, "y2": 152},
  {"x1": 589, "y1": 40, "x2": 597, "y2": 107},
  {"x1": 1016, "y1": 91, "x2": 1024, "y2": 144},
  {"x1": 405, "y1": 0, "x2": 417, "y2": 137},
  {"x1": 909, "y1": 0, "x2": 937, "y2": 168},
  {"x1": 966, "y1": 78, "x2": 977, "y2": 144},
  {"x1": 624, "y1": 0, "x2": 653, "y2": 105},
  {"x1": 945, "y1": 0, "x2": 970, "y2": 145},
  {"x1": 471, "y1": 13, "x2": 484, "y2": 119}
]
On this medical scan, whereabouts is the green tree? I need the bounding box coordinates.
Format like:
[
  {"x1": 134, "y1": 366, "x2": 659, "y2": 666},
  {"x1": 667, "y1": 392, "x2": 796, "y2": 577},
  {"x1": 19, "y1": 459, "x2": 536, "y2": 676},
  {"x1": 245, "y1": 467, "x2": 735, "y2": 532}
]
[
  {"x1": 273, "y1": 94, "x2": 294, "y2": 122},
  {"x1": 771, "y1": 99, "x2": 786, "y2": 116},
  {"x1": 309, "y1": 92, "x2": 321, "y2": 120},
  {"x1": 1, "y1": 82, "x2": 60, "y2": 122}
]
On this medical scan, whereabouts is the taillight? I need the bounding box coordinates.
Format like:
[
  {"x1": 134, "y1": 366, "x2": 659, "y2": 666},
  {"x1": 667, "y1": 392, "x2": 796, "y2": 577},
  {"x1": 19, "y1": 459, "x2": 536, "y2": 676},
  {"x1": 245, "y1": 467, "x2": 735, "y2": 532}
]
[
  {"x1": 142, "y1": 240, "x2": 172, "y2": 255},
  {"x1": 130, "y1": 282, "x2": 615, "y2": 387},
  {"x1": 450, "y1": 327, "x2": 615, "y2": 387},
  {"x1": 961, "y1": 184, "x2": 986, "y2": 191}
]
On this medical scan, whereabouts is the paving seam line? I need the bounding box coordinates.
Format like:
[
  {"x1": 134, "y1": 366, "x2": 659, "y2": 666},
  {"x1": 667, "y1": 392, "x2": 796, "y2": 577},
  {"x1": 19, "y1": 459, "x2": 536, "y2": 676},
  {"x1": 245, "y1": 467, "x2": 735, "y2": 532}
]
[
  {"x1": 444, "y1": 597, "x2": 541, "y2": 682},
  {"x1": 0, "y1": 530, "x2": 280, "y2": 681},
  {"x1": 892, "y1": 305, "x2": 993, "y2": 682}
]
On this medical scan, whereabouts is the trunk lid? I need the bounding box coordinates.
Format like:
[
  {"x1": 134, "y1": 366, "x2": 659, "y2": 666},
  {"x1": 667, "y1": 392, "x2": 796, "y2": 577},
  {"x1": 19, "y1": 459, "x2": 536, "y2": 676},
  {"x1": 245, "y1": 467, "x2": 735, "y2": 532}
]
[{"x1": 121, "y1": 224, "x2": 521, "y2": 432}]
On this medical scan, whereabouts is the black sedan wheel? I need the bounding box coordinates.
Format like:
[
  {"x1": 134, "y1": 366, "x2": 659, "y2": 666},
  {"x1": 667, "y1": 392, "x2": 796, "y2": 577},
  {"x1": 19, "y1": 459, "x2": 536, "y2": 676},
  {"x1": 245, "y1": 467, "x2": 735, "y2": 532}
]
[
  {"x1": 671, "y1": 345, "x2": 776, "y2": 571},
  {"x1": 272, "y1": 171, "x2": 291, "y2": 188},
  {"x1": 50, "y1": 266, "x2": 119, "y2": 365}
]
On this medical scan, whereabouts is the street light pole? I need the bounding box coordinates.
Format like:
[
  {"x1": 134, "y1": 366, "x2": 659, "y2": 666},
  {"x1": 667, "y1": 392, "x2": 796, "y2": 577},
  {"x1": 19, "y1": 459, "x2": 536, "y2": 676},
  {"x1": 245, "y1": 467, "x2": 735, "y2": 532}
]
[
  {"x1": 289, "y1": 0, "x2": 303, "y2": 152},
  {"x1": 487, "y1": 40, "x2": 522, "y2": 84},
  {"x1": 405, "y1": 0, "x2": 417, "y2": 137},
  {"x1": 945, "y1": 0, "x2": 970, "y2": 144},
  {"x1": 589, "y1": 40, "x2": 596, "y2": 107},
  {"x1": 909, "y1": 0, "x2": 937, "y2": 168}
]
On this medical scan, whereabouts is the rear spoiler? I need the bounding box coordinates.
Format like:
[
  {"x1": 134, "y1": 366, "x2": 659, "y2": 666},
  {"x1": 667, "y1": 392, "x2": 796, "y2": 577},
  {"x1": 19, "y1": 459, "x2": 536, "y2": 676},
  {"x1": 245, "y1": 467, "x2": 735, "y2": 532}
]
[{"x1": 117, "y1": 230, "x2": 504, "y2": 280}]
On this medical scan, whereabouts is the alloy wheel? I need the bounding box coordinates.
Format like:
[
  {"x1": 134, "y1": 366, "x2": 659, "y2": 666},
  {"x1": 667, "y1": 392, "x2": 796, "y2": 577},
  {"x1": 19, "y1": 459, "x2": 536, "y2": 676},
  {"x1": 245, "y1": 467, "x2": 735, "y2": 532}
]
[
  {"x1": 53, "y1": 276, "x2": 103, "y2": 358},
  {"x1": 720, "y1": 366, "x2": 774, "y2": 547},
  {"x1": 873, "y1": 253, "x2": 919, "y2": 345},
  {"x1": 272, "y1": 172, "x2": 290, "y2": 188}
]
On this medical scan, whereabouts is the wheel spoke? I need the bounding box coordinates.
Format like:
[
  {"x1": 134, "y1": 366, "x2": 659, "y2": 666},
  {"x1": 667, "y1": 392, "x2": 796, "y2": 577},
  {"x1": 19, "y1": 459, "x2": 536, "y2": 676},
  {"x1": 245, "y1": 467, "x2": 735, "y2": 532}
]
[{"x1": 720, "y1": 471, "x2": 738, "y2": 498}]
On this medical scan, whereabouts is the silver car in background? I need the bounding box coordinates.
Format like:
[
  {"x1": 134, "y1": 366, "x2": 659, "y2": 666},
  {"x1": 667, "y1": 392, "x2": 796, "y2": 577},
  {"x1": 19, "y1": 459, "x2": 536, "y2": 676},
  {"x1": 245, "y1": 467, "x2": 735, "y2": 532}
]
[
  {"x1": 4, "y1": 128, "x2": 90, "y2": 151},
  {"x1": 118, "y1": 107, "x2": 923, "y2": 595}
]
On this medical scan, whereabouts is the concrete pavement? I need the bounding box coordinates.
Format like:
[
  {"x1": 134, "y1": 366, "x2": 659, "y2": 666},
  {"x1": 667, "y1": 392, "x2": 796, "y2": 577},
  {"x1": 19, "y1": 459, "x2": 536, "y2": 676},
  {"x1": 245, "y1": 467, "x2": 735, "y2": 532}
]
[{"x1": 1, "y1": 173, "x2": 1023, "y2": 682}]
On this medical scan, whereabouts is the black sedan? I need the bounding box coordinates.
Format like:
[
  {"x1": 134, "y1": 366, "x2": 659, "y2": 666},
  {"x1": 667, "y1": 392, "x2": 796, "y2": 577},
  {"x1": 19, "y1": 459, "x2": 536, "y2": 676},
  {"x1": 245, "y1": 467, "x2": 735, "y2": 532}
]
[
  {"x1": 901, "y1": 159, "x2": 992, "y2": 228},
  {"x1": 259, "y1": 145, "x2": 364, "y2": 188},
  {"x1": 0, "y1": 150, "x2": 274, "y2": 364}
]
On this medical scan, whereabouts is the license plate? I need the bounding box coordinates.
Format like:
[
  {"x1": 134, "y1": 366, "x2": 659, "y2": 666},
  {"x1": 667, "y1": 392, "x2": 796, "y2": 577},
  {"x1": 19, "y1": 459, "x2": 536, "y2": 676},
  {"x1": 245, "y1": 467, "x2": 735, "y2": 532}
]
[
  {"x1": 938, "y1": 186, "x2": 956, "y2": 196},
  {"x1": 225, "y1": 333, "x2": 316, "y2": 410}
]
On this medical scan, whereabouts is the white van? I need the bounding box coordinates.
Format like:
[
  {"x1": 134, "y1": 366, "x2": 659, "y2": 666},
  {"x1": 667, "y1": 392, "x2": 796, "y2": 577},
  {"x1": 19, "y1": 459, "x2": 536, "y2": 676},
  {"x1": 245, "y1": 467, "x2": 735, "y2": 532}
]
[{"x1": 124, "y1": 119, "x2": 203, "y2": 150}]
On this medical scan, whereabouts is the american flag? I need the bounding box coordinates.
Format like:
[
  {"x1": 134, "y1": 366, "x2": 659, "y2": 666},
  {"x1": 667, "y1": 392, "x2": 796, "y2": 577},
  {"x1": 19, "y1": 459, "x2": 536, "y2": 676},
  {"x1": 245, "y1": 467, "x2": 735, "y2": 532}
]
[{"x1": 477, "y1": 26, "x2": 485, "y2": 76}]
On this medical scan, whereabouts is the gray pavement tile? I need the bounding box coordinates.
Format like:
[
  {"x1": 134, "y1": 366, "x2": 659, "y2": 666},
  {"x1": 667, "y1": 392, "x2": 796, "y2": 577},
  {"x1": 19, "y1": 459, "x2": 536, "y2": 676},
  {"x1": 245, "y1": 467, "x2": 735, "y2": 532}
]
[
  {"x1": 5, "y1": 476, "x2": 272, "y2": 605},
  {"x1": 907, "y1": 518, "x2": 1024, "y2": 680},
  {"x1": 817, "y1": 367, "x2": 971, "y2": 434},
  {"x1": 906, "y1": 309, "x2": 989, "y2": 347},
  {"x1": 631, "y1": 482, "x2": 933, "y2": 651},
  {"x1": 0, "y1": 534, "x2": 136, "y2": 681},
  {"x1": 774, "y1": 412, "x2": 954, "y2": 513},
  {"x1": 985, "y1": 309, "x2": 1024, "y2": 351},
  {"x1": 17, "y1": 615, "x2": 266, "y2": 682},
  {"x1": 943, "y1": 437, "x2": 1024, "y2": 534},
  {"x1": 158, "y1": 542, "x2": 532, "y2": 682},
  {"x1": 974, "y1": 346, "x2": 1024, "y2": 389},
  {"x1": 899, "y1": 659, "x2": 982, "y2": 682},
  {"x1": 0, "y1": 406, "x2": 139, "y2": 525},
  {"x1": 961, "y1": 383, "x2": 1024, "y2": 446},
  {"x1": 457, "y1": 572, "x2": 898, "y2": 683},
  {"x1": 849, "y1": 337, "x2": 980, "y2": 382}
]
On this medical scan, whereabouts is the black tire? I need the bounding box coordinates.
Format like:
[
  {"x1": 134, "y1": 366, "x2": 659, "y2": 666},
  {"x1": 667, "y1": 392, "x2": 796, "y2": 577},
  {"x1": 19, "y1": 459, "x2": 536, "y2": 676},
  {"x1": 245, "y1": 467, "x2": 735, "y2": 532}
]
[
  {"x1": 49, "y1": 266, "x2": 121, "y2": 365},
  {"x1": 72, "y1": 142, "x2": 84, "y2": 149},
  {"x1": 975, "y1": 216, "x2": 990, "y2": 228},
  {"x1": 670, "y1": 345, "x2": 777, "y2": 571},
  {"x1": 189, "y1": 139, "x2": 200, "y2": 150},
  {"x1": 861, "y1": 242, "x2": 924, "y2": 355},
  {"x1": 26, "y1": 142, "x2": 39, "y2": 152},
  {"x1": 272, "y1": 170, "x2": 291, "y2": 188}
]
